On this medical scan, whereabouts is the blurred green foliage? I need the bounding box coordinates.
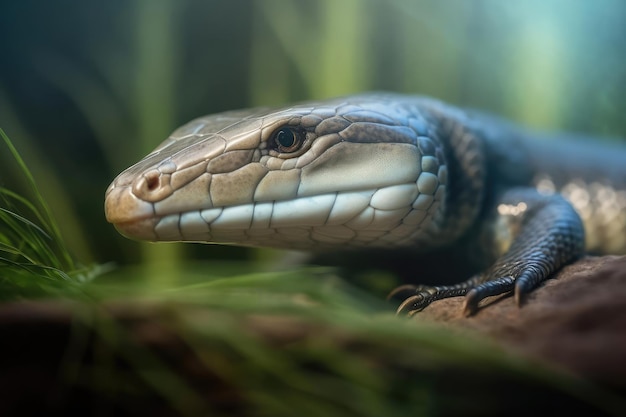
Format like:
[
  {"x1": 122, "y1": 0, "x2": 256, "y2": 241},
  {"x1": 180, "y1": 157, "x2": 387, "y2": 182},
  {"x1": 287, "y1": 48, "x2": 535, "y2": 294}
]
[{"x1": 0, "y1": 0, "x2": 624, "y2": 273}]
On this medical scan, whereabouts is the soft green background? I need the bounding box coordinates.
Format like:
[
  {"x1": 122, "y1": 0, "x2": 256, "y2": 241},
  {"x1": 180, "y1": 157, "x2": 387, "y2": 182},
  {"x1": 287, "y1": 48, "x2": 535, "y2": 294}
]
[{"x1": 1, "y1": 0, "x2": 625, "y2": 272}]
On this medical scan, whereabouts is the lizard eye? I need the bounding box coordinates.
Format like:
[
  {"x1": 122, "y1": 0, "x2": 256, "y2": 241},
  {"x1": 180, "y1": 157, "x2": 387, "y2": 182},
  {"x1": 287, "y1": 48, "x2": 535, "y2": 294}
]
[{"x1": 270, "y1": 126, "x2": 305, "y2": 153}]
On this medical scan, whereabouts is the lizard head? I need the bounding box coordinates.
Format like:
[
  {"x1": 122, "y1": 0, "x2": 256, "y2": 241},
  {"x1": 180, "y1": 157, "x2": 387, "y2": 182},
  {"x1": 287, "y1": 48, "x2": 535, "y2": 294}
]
[{"x1": 105, "y1": 94, "x2": 448, "y2": 250}]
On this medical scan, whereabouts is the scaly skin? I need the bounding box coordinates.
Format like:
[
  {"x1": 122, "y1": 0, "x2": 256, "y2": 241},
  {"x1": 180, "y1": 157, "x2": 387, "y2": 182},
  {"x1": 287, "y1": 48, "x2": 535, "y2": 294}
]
[{"x1": 105, "y1": 93, "x2": 626, "y2": 316}]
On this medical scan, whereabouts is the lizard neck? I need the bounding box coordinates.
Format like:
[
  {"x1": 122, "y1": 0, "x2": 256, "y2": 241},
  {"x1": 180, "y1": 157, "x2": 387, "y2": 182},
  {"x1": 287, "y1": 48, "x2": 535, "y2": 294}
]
[{"x1": 416, "y1": 101, "x2": 488, "y2": 248}]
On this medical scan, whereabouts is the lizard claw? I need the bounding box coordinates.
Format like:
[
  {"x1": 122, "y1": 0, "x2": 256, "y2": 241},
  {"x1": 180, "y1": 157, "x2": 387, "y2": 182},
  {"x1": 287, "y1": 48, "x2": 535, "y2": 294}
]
[
  {"x1": 395, "y1": 294, "x2": 429, "y2": 316},
  {"x1": 462, "y1": 289, "x2": 479, "y2": 317},
  {"x1": 462, "y1": 276, "x2": 516, "y2": 316}
]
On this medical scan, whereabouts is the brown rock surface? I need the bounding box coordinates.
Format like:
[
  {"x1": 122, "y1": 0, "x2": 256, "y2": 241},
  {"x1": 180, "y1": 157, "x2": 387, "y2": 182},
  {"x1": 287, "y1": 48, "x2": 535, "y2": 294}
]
[{"x1": 414, "y1": 255, "x2": 626, "y2": 390}]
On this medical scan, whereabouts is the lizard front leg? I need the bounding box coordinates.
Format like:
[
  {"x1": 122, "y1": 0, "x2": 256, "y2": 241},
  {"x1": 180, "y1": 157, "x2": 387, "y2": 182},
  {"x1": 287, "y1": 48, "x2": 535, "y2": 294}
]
[{"x1": 392, "y1": 188, "x2": 585, "y2": 316}]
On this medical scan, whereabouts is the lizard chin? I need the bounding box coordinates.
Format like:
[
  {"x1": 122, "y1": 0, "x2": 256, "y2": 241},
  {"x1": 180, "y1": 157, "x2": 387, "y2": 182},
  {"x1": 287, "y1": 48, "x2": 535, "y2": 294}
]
[{"x1": 112, "y1": 218, "x2": 160, "y2": 242}]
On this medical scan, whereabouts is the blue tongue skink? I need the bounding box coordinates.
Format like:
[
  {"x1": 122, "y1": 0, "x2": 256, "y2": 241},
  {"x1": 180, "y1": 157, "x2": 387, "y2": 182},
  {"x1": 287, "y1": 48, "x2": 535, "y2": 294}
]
[{"x1": 105, "y1": 93, "x2": 626, "y2": 316}]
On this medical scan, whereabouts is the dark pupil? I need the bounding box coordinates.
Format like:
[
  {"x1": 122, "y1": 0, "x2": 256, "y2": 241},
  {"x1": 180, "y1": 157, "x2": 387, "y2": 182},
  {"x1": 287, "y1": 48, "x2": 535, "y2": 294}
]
[{"x1": 276, "y1": 128, "x2": 296, "y2": 149}]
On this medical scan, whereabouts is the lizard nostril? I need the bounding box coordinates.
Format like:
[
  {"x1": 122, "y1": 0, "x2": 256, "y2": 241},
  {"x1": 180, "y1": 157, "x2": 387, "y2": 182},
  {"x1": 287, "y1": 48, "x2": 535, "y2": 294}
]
[
  {"x1": 145, "y1": 172, "x2": 160, "y2": 191},
  {"x1": 132, "y1": 169, "x2": 173, "y2": 202}
]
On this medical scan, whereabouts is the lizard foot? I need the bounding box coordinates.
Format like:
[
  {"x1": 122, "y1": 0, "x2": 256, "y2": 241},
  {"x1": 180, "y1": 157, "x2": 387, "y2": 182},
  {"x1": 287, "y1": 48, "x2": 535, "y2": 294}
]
[
  {"x1": 388, "y1": 276, "x2": 482, "y2": 317},
  {"x1": 389, "y1": 188, "x2": 585, "y2": 317}
]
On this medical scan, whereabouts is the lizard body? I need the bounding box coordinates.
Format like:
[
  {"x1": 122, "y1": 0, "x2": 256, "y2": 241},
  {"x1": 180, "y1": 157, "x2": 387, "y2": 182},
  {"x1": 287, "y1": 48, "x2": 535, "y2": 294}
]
[{"x1": 105, "y1": 93, "x2": 626, "y2": 315}]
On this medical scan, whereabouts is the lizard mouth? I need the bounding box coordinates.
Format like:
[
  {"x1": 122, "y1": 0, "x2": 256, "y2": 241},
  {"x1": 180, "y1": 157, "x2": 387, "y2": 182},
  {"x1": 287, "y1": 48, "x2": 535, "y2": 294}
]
[
  {"x1": 105, "y1": 182, "x2": 160, "y2": 240},
  {"x1": 132, "y1": 184, "x2": 442, "y2": 250},
  {"x1": 112, "y1": 218, "x2": 160, "y2": 241},
  {"x1": 104, "y1": 149, "x2": 447, "y2": 248}
]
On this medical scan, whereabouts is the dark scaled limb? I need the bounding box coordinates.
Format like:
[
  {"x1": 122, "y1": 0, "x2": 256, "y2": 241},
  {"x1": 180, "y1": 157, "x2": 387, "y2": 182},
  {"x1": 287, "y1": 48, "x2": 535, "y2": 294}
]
[
  {"x1": 392, "y1": 187, "x2": 586, "y2": 316},
  {"x1": 389, "y1": 277, "x2": 482, "y2": 317}
]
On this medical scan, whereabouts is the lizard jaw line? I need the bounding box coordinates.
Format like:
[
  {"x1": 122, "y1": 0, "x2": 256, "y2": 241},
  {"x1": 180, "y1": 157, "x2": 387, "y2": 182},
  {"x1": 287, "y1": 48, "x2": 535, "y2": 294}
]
[{"x1": 147, "y1": 183, "x2": 444, "y2": 249}]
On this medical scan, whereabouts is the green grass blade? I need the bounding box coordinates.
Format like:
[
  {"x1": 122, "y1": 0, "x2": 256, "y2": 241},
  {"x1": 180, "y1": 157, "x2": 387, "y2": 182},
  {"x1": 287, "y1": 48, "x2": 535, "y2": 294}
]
[{"x1": 0, "y1": 129, "x2": 102, "y2": 298}]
